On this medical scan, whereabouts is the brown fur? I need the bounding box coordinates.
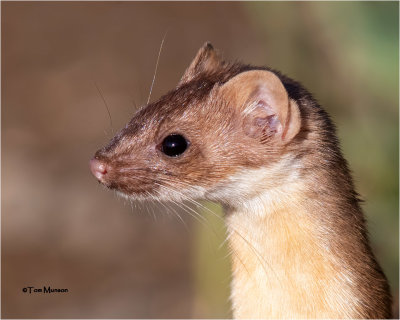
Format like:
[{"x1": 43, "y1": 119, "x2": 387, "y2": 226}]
[{"x1": 92, "y1": 43, "x2": 392, "y2": 318}]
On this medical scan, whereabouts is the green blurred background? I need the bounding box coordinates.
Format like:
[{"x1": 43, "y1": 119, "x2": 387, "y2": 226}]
[{"x1": 2, "y1": 1, "x2": 398, "y2": 318}]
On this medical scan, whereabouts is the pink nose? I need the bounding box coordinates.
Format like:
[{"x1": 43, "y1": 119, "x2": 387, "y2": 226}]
[{"x1": 90, "y1": 159, "x2": 108, "y2": 181}]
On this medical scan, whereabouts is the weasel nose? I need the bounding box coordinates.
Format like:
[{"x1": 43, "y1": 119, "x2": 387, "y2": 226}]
[{"x1": 90, "y1": 158, "x2": 108, "y2": 181}]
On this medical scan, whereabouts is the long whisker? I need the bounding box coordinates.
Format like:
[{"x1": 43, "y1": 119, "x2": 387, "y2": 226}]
[
  {"x1": 94, "y1": 81, "x2": 113, "y2": 131},
  {"x1": 145, "y1": 190, "x2": 158, "y2": 222},
  {"x1": 154, "y1": 191, "x2": 190, "y2": 232},
  {"x1": 147, "y1": 31, "x2": 168, "y2": 105}
]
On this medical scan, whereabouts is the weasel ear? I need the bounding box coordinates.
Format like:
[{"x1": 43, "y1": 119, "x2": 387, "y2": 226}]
[
  {"x1": 220, "y1": 70, "x2": 301, "y2": 144},
  {"x1": 179, "y1": 42, "x2": 223, "y2": 85}
]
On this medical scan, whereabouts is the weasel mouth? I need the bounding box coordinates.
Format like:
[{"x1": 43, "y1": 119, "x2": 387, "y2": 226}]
[
  {"x1": 89, "y1": 154, "x2": 162, "y2": 199},
  {"x1": 89, "y1": 159, "x2": 156, "y2": 196},
  {"x1": 100, "y1": 178, "x2": 156, "y2": 199}
]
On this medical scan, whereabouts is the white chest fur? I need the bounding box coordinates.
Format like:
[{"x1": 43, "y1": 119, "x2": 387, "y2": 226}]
[{"x1": 225, "y1": 195, "x2": 358, "y2": 319}]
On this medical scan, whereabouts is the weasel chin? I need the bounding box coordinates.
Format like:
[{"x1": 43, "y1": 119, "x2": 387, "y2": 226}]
[{"x1": 115, "y1": 190, "x2": 153, "y2": 202}]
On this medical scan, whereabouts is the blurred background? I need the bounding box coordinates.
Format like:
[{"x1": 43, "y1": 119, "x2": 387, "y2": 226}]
[{"x1": 2, "y1": 2, "x2": 398, "y2": 318}]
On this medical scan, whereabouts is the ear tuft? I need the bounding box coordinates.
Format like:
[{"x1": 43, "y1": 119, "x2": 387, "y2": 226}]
[
  {"x1": 179, "y1": 42, "x2": 224, "y2": 85},
  {"x1": 220, "y1": 70, "x2": 301, "y2": 144}
]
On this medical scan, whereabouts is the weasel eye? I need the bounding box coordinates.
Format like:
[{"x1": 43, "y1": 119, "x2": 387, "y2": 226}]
[{"x1": 161, "y1": 134, "x2": 189, "y2": 157}]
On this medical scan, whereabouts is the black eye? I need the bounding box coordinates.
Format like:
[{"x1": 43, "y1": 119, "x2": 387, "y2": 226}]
[{"x1": 161, "y1": 134, "x2": 189, "y2": 157}]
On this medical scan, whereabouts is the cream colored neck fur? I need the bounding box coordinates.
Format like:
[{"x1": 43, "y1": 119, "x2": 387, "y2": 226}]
[{"x1": 225, "y1": 183, "x2": 359, "y2": 319}]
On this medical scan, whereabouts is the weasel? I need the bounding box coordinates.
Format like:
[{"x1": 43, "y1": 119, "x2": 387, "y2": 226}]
[{"x1": 90, "y1": 43, "x2": 392, "y2": 318}]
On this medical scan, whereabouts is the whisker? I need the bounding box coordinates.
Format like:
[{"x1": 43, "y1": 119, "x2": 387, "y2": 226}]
[
  {"x1": 165, "y1": 202, "x2": 190, "y2": 233},
  {"x1": 94, "y1": 81, "x2": 113, "y2": 131},
  {"x1": 153, "y1": 192, "x2": 190, "y2": 233},
  {"x1": 145, "y1": 191, "x2": 157, "y2": 222},
  {"x1": 147, "y1": 31, "x2": 168, "y2": 105},
  {"x1": 154, "y1": 182, "x2": 219, "y2": 235}
]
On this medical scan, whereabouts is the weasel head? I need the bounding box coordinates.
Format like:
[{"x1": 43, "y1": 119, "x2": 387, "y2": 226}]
[{"x1": 90, "y1": 43, "x2": 302, "y2": 206}]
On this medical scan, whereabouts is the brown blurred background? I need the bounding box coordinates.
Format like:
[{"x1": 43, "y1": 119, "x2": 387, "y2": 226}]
[{"x1": 2, "y1": 2, "x2": 398, "y2": 318}]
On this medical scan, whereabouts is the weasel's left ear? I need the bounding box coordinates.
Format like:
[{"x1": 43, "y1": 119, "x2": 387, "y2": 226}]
[
  {"x1": 220, "y1": 70, "x2": 301, "y2": 144},
  {"x1": 179, "y1": 42, "x2": 223, "y2": 85}
]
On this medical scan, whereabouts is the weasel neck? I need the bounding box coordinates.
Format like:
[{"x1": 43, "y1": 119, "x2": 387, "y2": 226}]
[{"x1": 225, "y1": 184, "x2": 390, "y2": 318}]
